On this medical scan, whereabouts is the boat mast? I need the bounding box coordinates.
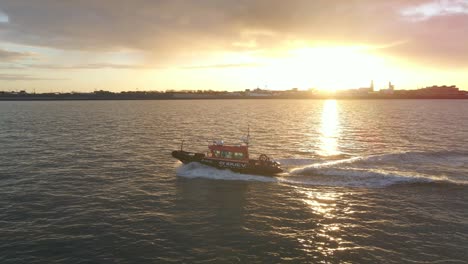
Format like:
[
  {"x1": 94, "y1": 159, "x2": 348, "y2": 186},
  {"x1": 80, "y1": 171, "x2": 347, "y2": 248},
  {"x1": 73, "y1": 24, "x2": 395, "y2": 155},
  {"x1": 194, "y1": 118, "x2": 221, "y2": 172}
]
[{"x1": 246, "y1": 124, "x2": 250, "y2": 146}]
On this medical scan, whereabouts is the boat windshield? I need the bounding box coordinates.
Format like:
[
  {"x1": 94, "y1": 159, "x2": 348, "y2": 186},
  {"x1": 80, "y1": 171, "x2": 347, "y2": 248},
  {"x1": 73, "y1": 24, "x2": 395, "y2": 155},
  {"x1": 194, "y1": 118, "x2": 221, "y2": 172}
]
[{"x1": 212, "y1": 150, "x2": 245, "y2": 160}]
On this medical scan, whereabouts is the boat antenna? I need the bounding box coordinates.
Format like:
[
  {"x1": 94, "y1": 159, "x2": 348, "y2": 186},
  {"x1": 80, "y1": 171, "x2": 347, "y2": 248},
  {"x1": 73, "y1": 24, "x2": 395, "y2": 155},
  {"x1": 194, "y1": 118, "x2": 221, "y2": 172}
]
[
  {"x1": 241, "y1": 124, "x2": 250, "y2": 146},
  {"x1": 180, "y1": 140, "x2": 184, "y2": 151}
]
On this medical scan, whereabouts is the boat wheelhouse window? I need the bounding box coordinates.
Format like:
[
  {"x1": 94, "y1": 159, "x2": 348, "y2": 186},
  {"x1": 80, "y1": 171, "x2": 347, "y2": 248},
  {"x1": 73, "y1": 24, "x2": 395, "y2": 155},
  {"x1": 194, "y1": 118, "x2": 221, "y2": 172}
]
[
  {"x1": 221, "y1": 151, "x2": 233, "y2": 159},
  {"x1": 234, "y1": 152, "x2": 244, "y2": 159},
  {"x1": 213, "y1": 150, "x2": 245, "y2": 159}
]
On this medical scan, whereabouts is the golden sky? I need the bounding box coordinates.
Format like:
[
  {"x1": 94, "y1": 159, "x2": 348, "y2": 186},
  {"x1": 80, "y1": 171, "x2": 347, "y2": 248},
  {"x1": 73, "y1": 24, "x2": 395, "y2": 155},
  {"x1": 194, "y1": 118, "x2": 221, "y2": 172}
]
[{"x1": 0, "y1": 0, "x2": 467, "y2": 92}]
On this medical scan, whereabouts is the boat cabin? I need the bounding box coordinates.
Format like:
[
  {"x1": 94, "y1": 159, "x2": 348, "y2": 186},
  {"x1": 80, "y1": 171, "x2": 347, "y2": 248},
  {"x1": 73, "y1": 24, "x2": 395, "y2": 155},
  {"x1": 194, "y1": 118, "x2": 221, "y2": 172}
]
[{"x1": 207, "y1": 141, "x2": 249, "y2": 161}]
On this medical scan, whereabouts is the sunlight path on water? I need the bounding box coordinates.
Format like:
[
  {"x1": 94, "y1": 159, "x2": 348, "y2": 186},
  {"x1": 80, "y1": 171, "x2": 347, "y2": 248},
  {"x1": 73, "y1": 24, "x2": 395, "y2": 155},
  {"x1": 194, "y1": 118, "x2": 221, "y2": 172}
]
[{"x1": 318, "y1": 100, "x2": 340, "y2": 156}]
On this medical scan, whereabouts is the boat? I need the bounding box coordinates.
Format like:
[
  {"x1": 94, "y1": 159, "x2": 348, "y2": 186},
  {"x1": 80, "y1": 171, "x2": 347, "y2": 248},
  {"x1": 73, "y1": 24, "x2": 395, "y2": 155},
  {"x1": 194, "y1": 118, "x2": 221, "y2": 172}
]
[{"x1": 172, "y1": 130, "x2": 282, "y2": 176}]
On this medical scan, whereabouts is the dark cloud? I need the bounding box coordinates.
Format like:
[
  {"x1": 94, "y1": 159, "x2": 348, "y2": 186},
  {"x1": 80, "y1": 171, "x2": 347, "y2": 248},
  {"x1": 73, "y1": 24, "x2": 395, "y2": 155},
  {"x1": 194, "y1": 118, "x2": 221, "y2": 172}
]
[
  {"x1": 384, "y1": 13, "x2": 468, "y2": 67},
  {"x1": 0, "y1": 0, "x2": 467, "y2": 66},
  {"x1": 0, "y1": 48, "x2": 33, "y2": 62}
]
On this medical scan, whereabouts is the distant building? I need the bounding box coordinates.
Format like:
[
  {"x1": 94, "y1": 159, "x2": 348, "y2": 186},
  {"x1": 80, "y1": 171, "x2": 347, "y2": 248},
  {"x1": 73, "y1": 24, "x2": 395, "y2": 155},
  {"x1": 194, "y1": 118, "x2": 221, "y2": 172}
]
[
  {"x1": 172, "y1": 93, "x2": 215, "y2": 99},
  {"x1": 416, "y1": 85, "x2": 460, "y2": 96},
  {"x1": 355, "y1": 80, "x2": 375, "y2": 94},
  {"x1": 246, "y1": 87, "x2": 272, "y2": 97},
  {"x1": 380, "y1": 81, "x2": 395, "y2": 94},
  {"x1": 94, "y1": 90, "x2": 112, "y2": 95},
  {"x1": 395, "y1": 85, "x2": 464, "y2": 98}
]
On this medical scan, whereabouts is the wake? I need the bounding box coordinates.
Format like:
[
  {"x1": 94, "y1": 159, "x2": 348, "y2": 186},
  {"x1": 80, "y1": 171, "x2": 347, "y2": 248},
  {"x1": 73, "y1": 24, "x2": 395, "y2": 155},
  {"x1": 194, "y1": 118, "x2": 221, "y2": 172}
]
[{"x1": 176, "y1": 151, "x2": 468, "y2": 188}]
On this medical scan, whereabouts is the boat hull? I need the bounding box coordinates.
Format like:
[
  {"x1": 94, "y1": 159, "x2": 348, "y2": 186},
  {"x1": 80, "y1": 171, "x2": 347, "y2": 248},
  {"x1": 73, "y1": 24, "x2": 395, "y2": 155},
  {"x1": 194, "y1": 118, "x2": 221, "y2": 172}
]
[{"x1": 172, "y1": 150, "x2": 283, "y2": 176}]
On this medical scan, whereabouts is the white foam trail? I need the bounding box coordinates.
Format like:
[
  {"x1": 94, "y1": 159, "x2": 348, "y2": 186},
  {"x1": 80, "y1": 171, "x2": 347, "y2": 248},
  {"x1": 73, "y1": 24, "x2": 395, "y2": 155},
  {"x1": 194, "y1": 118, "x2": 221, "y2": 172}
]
[
  {"x1": 292, "y1": 168, "x2": 433, "y2": 187},
  {"x1": 352, "y1": 151, "x2": 468, "y2": 167},
  {"x1": 276, "y1": 158, "x2": 319, "y2": 167},
  {"x1": 176, "y1": 162, "x2": 428, "y2": 188},
  {"x1": 176, "y1": 162, "x2": 277, "y2": 183},
  {"x1": 287, "y1": 151, "x2": 468, "y2": 187},
  {"x1": 290, "y1": 156, "x2": 363, "y2": 174}
]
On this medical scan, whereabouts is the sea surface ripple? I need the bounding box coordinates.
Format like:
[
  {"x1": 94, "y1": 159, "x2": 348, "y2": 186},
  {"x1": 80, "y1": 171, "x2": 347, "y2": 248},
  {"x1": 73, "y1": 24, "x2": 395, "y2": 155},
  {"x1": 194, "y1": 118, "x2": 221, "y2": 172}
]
[{"x1": 0, "y1": 100, "x2": 467, "y2": 263}]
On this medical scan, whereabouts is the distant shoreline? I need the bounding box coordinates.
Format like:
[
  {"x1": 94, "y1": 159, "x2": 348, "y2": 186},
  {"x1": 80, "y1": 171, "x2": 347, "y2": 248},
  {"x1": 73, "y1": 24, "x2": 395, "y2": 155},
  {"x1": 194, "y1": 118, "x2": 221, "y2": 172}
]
[
  {"x1": 1, "y1": 95, "x2": 467, "y2": 101},
  {"x1": 3, "y1": 85, "x2": 467, "y2": 101}
]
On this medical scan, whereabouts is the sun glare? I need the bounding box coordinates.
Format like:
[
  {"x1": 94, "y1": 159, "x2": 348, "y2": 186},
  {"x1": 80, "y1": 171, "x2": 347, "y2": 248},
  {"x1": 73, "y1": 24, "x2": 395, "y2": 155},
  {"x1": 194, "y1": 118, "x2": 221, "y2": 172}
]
[
  {"x1": 146, "y1": 44, "x2": 430, "y2": 93},
  {"x1": 285, "y1": 46, "x2": 386, "y2": 90},
  {"x1": 221, "y1": 45, "x2": 389, "y2": 91}
]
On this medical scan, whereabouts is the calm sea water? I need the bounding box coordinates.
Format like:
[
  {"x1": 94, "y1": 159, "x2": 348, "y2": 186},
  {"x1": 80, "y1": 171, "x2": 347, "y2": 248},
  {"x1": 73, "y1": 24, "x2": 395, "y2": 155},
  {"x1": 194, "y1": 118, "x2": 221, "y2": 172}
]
[{"x1": 0, "y1": 100, "x2": 467, "y2": 263}]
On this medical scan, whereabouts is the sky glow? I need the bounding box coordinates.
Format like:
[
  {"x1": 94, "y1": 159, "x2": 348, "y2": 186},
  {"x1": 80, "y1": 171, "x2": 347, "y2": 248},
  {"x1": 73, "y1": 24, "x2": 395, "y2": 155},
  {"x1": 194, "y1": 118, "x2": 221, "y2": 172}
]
[{"x1": 0, "y1": 0, "x2": 467, "y2": 92}]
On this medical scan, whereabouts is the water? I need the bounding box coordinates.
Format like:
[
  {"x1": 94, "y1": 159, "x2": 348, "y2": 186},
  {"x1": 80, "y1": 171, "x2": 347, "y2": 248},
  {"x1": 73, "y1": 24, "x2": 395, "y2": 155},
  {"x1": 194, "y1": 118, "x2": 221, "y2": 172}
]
[{"x1": 0, "y1": 99, "x2": 467, "y2": 263}]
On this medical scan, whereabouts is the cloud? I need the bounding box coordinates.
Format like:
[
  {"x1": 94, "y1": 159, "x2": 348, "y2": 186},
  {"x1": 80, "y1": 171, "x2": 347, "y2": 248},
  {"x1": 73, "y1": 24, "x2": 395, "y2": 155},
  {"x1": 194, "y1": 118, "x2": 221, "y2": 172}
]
[
  {"x1": 0, "y1": 73, "x2": 66, "y2": 81},
  {"x1": 0, "y1": 64, "x2": 26, "y2": 69},
  {"x1": 180, "y1": 63, "x2": 261, "y2": 69},
  {"x1": 401, "y1": 0, "x2": 468, "y2": 21},
  {"x1": 25, "y1": 63, "x2": 158, "y2": 70},
  {"x1": 384, "y1": 12, "x2": 468, "y2": 67},
  {"x1": 0, "y1": 9, "x2": 8, "y2": 23},
  {"x1": 0, "y1": 48, "x2": 34, "y2": 62},
  {"x1": 0, "y1": 62, "x2": 160, "y2": 70},
  {"x1": 0, "y1": 0, "x2": 467, "y2": 67}
]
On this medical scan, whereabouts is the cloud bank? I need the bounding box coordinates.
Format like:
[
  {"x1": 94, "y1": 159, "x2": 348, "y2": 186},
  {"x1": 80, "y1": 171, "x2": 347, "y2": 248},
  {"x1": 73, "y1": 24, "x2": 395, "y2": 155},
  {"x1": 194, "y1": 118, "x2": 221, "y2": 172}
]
[
  {"x1": 0, "y1": 73, "x2": 66, "y2": 81},
  {"x1": 0, "y1": 0, "x2": 467, "y2": 67},
  {"x1": 0, "y1": 48, "x2": 33, "y2": 62}
]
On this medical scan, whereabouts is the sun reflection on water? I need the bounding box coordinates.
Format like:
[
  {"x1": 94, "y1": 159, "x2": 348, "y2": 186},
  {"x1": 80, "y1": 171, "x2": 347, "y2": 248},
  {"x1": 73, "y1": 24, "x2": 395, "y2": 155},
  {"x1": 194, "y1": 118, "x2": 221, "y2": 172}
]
[
  {"x1": 294, "y1": 187, "x2": 356, "y2": 258},
  {"x1": 318, "y1": 100, "x2": 340, "y2": 156},
  {"x1": 300, "y1": 190, "x2": 339, "y2": 218}
]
